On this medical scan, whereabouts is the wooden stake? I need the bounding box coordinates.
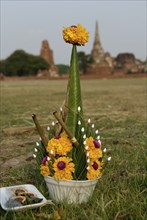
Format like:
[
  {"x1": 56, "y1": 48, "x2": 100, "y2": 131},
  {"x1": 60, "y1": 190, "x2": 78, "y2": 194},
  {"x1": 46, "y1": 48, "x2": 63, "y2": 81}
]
[
  {"x1": 53, "y1": 111, "x2": 79, "y2": 147},
  {"x1": 32, "y1": 113, "x2": 48, "y2": 147}
]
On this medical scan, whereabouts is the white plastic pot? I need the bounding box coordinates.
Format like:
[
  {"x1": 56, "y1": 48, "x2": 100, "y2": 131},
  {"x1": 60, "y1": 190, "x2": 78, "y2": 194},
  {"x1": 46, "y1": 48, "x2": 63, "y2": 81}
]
[{"x1": 44, "y1": 176, "x2": 99, "y2": 204}]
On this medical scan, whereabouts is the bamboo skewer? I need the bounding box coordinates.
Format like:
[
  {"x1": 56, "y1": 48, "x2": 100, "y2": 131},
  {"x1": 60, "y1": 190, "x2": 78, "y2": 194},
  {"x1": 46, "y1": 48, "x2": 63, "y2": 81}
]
[
  {"x1": 53, "y1": 111, "x2": 79, "y2": 148},
  {"x1": 32, "y1": 113, "x2": 48, "y2": 147}
]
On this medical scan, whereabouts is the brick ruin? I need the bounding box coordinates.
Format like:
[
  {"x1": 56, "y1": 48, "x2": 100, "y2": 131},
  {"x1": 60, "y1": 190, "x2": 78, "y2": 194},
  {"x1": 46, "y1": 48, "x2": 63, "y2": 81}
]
[{"x1": 39, "y1": 40, "x2": 58, "y2": 77}]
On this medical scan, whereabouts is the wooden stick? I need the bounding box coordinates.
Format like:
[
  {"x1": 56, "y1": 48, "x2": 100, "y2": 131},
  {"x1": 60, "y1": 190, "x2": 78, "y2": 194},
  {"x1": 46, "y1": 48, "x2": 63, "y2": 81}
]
[
  {"x1": 53, "y1": 111, "x2": 79, "y2": 148},
  {"x1": 32, "y1": 113, "x2": 48, "y2": 147}
]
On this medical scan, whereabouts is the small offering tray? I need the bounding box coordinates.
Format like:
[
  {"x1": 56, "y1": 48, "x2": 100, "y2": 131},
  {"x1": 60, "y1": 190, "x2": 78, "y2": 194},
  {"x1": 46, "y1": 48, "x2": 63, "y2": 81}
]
[{"x1": 0, "y1": 184, "x2": 48, "y2": 211}]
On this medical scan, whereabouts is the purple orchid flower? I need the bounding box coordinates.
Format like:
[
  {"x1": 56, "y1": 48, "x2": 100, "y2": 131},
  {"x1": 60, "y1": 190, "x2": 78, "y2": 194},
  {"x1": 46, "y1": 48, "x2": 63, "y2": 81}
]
[
  {"x1": 93, "y1": 139, "x2": 101, "y2": 148},
  {"x1": 42, "y1": 156, "x2": 48, "y2": 165}
]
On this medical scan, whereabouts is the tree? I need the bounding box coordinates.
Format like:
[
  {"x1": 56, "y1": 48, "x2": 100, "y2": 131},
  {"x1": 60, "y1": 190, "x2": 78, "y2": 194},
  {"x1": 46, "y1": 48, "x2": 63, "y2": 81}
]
[
  {"x1": 77, "y1": 52, "x2": 93, "y2": 74},
  {"x1": 0, "y1": 50, "x2": 49, "y2": 76},
  {"x1": 56, "y1": 64, "x2": 70, "y2": 75}
]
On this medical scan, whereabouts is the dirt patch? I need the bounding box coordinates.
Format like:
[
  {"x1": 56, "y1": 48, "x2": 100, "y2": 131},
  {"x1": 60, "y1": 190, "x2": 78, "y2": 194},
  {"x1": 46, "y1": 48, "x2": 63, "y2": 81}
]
[
  {"x1": 0, "y1": 152, "x2": 33, "y2": 168},
  {"x1": 0, "y1": 130, "x2": 39, "y2": 169}
]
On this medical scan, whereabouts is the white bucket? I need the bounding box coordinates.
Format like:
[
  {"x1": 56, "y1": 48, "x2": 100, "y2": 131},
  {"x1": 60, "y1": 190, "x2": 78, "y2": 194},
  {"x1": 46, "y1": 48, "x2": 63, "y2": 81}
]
[{"x1": 44, "y1": 176, "x2": 99, "y2": 204}]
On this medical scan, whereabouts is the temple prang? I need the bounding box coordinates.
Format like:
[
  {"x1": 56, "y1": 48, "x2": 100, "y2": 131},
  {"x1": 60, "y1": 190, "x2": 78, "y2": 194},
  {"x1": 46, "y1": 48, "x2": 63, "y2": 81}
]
[
  {"x1": 86, "y1": 21, "x2": 145, "y2": 75},
  {"x1": 91, "y1": 21, "x2": 105, "y2": 64},
  {"x1": 86, "y1": 21, "x2": 114, "y2": 76}
]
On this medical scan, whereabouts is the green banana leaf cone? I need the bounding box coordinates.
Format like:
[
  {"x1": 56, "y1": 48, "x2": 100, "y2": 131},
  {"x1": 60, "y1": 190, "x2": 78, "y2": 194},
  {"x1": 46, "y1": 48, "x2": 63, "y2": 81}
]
[{"x1": 65, "y1": 45, "x2": 87, "y2": 180}]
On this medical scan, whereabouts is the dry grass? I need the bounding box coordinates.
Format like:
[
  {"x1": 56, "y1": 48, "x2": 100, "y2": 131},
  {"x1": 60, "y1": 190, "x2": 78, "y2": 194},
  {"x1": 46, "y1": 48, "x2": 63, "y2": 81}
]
[{"x1": 0, "y1": 77, "x2": 146, "y2": 219}]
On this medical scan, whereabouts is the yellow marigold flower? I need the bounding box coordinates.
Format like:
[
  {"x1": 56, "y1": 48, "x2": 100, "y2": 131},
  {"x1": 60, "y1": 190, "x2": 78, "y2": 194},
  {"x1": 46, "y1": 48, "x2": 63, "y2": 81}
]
[
  {"x1": 89, "y1": 149, "x2": 102, "y2": 160},
  {"x1": 40, "y1": 161, "x2": 50, "y2": 177},
  {"x1": 87, "y1": 160, "x2": 102, "y2": 180},
  {"x1": 63, "y1": 24, "x2": 89, "y2": 46},
  {"x1": 46, "y1": 133, "x2": 72, "y2": 156},
  {"x1": 85, "y1": 137, "x2": 103, "y2": 160},
  {"x1": 53, "y1": 157, "x2": 75, "y2": 180}
]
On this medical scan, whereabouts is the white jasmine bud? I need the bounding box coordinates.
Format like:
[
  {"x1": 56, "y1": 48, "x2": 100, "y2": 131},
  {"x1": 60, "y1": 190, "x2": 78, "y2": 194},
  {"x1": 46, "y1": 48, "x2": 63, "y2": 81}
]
[
  {"x1": 50, "y1": 150, "x2": 54, "y2": 155},
  {"x1": 86, "y1": 152, "x2": 90, "y2": 157},
  {"x1": 83, "y1": 140, "x2": 86, "y2": 145},
  {"x1": 88, "y1": 118, "x2": 91, "y2": 123},
  {"x1": 47, "y1": 156, "x2": 50, "y2": 161},
  {"x1": 87, "y1": 158, "x2": 90, "y2": 163},
  {"x1": 95, "y1": 129, "x2": 99, "y2": 134},
  {"x1": 39, "y1": 137, "x2": 42, "y2": 141},
  {"x1": 108, "y1": 157, "x2": 111, "y2": 161},
  {"x1": 91, "y1": 124, "x2": 95, "y2": 128},
  {"x1": 36, "y1": 142, "x2": 39, "y2": 146},
  {"x1": 52, "y1": 121, "x2": 55, "y2": 126},
  {"x1": 33, "y1": 154, "x2": 36, "y2": 158},
  {"x1": 78, "y1": 106, "x2": 81, "y2": 112},
  {"x1": 78, "y1": 120, "x2": 81, "y2": 125},
  {"x1": 60, "y1": 107, "x2": 63, "y2": 112},
  {"x1": 97, "y1": 135, "x2": 100, "y2": 140},
  {"x1": 81, "y1": 127, "x2": 85, "y2": 132},
  {"x1": 103, "y1": 148, "x2": 107, "y2": 153},
  {"x1": 87, "y1": 166, "x2": 90, "y2": 170},
  {"x1": 85, "y1": 145, "x2": 89, "y2": 150},
  {"x1": 98, "y1": 140, "x2": 101, "y2": 145},
  {"x1": 83, "y1": 134, "x2": 86, "y2": 139},
  {"x1": 47, "y1": 126, "x2": 50, "y2": 131},
  {"x1": 34, "y1": 148, "x2": 38, "y2": 152}
]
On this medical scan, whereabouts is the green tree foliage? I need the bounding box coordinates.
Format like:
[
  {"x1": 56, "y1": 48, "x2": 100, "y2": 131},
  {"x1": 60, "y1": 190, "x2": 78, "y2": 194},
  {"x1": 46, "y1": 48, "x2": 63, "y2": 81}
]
[
  {"x1": 56, "y1": 64, "x2": 70, "y2": 75},
  {"x1": 0, "y1": 50, "x2": 49, "y2": 76},
  {"x1": 77, "y1": 51, "x2": 93, "y2": 74}
]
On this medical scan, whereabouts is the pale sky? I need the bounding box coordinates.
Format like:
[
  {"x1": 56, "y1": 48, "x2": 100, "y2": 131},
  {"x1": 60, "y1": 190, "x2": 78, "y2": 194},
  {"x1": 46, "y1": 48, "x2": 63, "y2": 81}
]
[{"x1": 1, "y1": 0, "x2": 147, "y2": 64}]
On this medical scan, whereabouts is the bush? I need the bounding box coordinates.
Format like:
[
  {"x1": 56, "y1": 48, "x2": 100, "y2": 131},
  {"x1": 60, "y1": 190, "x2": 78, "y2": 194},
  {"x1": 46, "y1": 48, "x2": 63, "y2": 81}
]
[{"x1": 0, "y1": 50, "x2": 49, "y2": 76}]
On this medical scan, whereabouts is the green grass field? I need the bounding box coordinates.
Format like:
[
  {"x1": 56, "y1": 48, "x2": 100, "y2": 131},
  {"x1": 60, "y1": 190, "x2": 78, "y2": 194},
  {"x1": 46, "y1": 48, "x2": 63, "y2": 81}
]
[{"x1": 0, "y1": 77, "x2": 146, "y2": 219}]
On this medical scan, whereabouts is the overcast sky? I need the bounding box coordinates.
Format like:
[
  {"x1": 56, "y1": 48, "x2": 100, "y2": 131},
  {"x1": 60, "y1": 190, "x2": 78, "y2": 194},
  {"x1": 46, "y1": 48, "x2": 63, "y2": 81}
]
[{"x1": 1, "y1": 0, "x2": 146, "y2": 64}]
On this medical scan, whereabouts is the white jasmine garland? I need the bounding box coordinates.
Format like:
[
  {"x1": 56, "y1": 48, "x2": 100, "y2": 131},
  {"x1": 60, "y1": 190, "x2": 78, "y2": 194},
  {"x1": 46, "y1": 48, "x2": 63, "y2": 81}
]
[
  {"x1": 83, "y1": 140, "x2": 86, "y2": 145},
  {"x1": 88, "y1": 118, "x2": 91, "y2": 123},
  {"x1": 34, "y1": 148, "x2": 38, "y2": 152},
  {"x1": 47, "y1": 126, "x2": 50, "y2": 131},
  {"x1": 91, "y1": 124, "x2": 95, "y2": 128}
]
